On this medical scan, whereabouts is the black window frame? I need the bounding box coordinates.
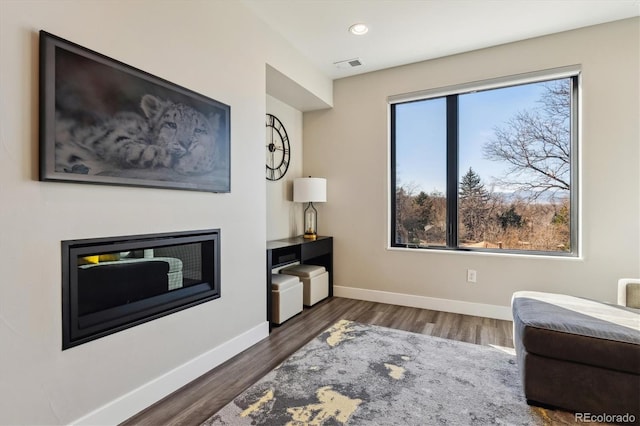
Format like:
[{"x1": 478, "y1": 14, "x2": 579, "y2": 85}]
[{"x1": 390, "y1": 70, "x2": 580, "y2": 257}]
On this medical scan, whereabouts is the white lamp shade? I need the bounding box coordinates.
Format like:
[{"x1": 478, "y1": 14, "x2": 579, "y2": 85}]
[{"x1": 294, "y1": 177, "x2": 327, "y2": 202}]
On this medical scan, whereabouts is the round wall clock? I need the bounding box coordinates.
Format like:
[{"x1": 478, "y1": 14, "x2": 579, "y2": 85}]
[{"x1": 265, "y1": 113, "x2": 291, "y2": 181}]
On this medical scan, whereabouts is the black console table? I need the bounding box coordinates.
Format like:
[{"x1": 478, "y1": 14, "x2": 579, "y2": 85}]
[{"x1": 266, "y1": 236, "x2": 333, "y2": 329}]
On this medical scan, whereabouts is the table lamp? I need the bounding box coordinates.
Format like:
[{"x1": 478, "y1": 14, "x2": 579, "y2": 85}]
[{"x1": 294, "y1": 177, "x2": 327, "y2": 239}]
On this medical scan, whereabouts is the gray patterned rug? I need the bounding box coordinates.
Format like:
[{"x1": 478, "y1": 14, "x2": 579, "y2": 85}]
[{"x1": 203, "y1": 320, "x2": 581, "y2": 425}]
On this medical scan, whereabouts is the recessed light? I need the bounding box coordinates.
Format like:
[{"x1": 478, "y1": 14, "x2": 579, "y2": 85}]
[{"x1": 348, "y1": 23, "x2": 368, "y2": 35}]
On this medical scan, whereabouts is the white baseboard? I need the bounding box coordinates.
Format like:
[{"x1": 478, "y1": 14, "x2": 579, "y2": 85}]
[
  {"x1": 71, "y1": 321, "x2": 270, "y2": 426},
  {"x1": 334, "y1": 286, "x2": 512, "y2": 321}
]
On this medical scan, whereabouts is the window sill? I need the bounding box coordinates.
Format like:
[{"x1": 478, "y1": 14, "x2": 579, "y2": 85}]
[{"x1": 386, "y1": 245, "x2": 582, "y2": 261}]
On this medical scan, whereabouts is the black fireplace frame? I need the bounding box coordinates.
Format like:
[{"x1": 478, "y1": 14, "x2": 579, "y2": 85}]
[{"x1": 62, "y1": 229, "x2": 220, "y2": 349}]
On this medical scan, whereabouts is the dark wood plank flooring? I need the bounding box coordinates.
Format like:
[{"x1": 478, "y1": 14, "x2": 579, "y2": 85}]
[{"x1": 121, "y1": 297, "x2": 514, "y2": 426}]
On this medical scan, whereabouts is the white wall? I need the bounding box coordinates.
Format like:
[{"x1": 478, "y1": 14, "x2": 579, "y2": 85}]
[
  {"x1": 0, "y1": 1, "x2": 330, "y2": 424},
  {"x1": 304, "y1": 18, "x2": 640, "y2": 313},
  {"x1": 266, "y1": 95, "x2": 304, "y2": 240}
]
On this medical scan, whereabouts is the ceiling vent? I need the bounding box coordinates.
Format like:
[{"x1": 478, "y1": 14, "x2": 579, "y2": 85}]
[{"x1": 334, "y1": 58, "x2": 363, "y2": 69}]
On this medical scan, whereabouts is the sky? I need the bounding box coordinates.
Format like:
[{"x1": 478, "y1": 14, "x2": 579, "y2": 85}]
[{"x1": 394, "y1": 81, "x2": 549, "y2": 196}]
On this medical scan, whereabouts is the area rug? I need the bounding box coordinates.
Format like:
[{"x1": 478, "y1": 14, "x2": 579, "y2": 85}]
[{"x1": 203, "y1": 320, "x2": 587, "y2": 425}]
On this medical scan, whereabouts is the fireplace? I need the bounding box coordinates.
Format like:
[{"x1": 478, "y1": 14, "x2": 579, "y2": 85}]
[{"x1": 61, "y1": 229, "x2": 220, "y2": 349}]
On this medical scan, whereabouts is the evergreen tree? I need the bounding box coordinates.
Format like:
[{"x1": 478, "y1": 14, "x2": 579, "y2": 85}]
[
  {"x1": 459, "y1": 168, "x2": 491, "y2": 241},
  {"x1": 395, "y1": 187, "x2": 437, "y2": 245},
  {"x1": 552, "y1": 203, "x2": 570, "y2": 225},
  {"x1": 414, "y1": 191, "x2": 434, "y2": 226},
  {"x1": 498, "y1": 205, "x2": 522, "y2": 230}
]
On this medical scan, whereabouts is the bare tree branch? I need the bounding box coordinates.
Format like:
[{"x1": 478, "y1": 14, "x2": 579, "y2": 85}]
[{"x1": 483, "y1": 80, "x2": 571, "y2": 199}]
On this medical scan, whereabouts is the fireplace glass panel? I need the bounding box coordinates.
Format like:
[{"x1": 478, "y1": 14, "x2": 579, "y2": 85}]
[{"x1": 62, "y1": 229, "x2": 220, "y2": 349}]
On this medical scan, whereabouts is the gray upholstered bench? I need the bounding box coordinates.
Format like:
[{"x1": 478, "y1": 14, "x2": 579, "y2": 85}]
[{"x1": 512, "y1": 291, "x2": 640, "y2": 417}]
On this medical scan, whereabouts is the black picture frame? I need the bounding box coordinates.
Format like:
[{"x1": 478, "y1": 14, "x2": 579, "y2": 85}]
[{"x1": 39, "y1": 31, "x2": 231, "y2": 193}]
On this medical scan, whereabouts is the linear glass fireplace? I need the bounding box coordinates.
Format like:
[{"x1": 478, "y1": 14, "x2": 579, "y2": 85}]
[{"x1": 62, "y1": 229, "x2": 220, "y2": 349}]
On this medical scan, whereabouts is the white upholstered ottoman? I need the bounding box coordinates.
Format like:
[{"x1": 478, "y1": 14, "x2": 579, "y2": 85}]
[
  {"x1": 280, "y1": 264, "x2": 329, "y2": 306},
  {"x1": 271, "y1": 273, "x2": 303, "y2": 325}
]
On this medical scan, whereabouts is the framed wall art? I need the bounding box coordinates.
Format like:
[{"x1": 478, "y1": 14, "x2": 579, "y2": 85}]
[{"x1": 39, "y1": 30, "x2": 230, "y2": 193}]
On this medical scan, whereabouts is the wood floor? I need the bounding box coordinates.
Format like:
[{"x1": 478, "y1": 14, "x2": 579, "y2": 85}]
[{"x1": 121, "y1": 297, "x2": 514, "y2": 426}]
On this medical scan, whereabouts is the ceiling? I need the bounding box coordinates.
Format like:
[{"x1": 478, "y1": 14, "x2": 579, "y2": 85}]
[{"x1": 243, "y1": 0, "x2": 640, "y2": 80}]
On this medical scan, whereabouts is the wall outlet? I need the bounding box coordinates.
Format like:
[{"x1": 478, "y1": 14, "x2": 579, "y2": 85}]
[{"x1": 467, "y1": 269, "x2": 477, "y2": 283}]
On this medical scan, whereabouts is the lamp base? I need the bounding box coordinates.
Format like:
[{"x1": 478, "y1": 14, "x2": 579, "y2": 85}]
[{"x1": 303, "y1": 202, "x2": 318, "y2": 240}]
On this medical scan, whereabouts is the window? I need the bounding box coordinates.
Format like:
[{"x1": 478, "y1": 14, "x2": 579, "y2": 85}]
[{"x1": 390, "y1": 69, "x2": 579, "y2": 255}]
